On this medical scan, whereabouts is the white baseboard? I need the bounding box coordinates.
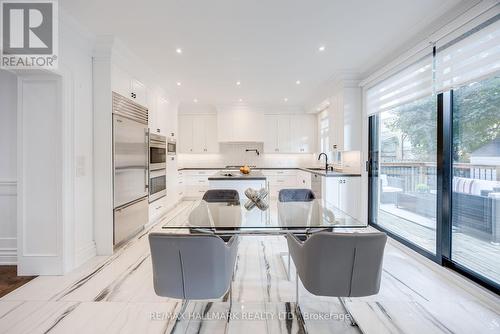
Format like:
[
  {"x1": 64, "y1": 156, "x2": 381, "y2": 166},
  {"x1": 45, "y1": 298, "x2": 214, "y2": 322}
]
[
  {"x1": 0, "y1": 181, "x2": 17, "y2": 265},
  {"x1": 75, "y1": 241, "x2": 97, "y2": 267},
  {"x1": 0, "y1": 248, "x2": 17, "y2": 265}
]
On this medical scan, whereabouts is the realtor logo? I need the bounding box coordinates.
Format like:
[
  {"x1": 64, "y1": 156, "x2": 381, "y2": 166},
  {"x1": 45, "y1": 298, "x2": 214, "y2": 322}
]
[{"x1": 1, "y1": 0, "x2": 58, "y2": 69}]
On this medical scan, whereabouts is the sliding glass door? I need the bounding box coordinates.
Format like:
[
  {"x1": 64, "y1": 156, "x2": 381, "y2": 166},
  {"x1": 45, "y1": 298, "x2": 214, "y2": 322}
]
[
  {"x1": 451, "y1": 76, "x2": 500, "y2": 285},
  {"x1": 373, "y1": 98, "x2": 437, "y2": 254},
  {"x1": 367, "y1": 55, "x2": 438, "y2": 255},
  {"x1": 368, "y1": 15, "x2": 499, "y2": 291}
]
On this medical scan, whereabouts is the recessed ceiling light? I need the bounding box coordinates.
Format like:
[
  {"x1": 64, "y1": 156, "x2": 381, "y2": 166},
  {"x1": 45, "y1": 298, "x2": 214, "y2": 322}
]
[
  {"x1": 176, "y1": 48, "x2": 182, "y2": 54},
  {"x1": 296, "y1": 80, "x2": 301, "y2": 85},
  {"x1": 193, "y1": 98, "x2": 198, "y2": 103},
  {"x1": 283, "y1": 97, "x2": 288, "y2": 102},
  {"x1": 318, "y1": 45, "x2": 326, "y2": 52},
  {"x1": 176, "y1": 82, "x2": 182, "y2": 86},
  {"x1": 236, "y1": 81, "x2": 241, "y2": 86},
  {"x1": 238, "y1": 98, "x2": 243, "y2": 102}
]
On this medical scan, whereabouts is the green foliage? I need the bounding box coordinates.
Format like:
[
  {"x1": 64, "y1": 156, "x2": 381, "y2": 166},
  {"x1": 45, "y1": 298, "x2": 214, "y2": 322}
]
[
  {"x1": 416, "y1": 183, "x2": 430, "y2": 193},
  {"x1": 387, "y1": 76, "x2": 500, "y2": 162},
  {"x1": 452, "y1": 76, "x2": 500, "y2": 162},
  {"x1": 387, "y1": 96, "x2": 436, "y2": 161}
]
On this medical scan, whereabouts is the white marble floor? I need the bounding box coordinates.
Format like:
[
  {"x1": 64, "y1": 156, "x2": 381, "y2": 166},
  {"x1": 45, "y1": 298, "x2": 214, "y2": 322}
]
[{"x1": 1, "y1": 201, "x2": 499, "y2": 334}]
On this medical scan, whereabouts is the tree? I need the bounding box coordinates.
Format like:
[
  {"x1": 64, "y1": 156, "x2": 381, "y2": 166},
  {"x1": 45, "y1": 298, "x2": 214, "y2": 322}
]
[
  {"x1": 387, "y1": 76, "x2": 500, "y2": 162},
  {"x1": 387, "y1": 95, "x2": 436, "y2": 161}
]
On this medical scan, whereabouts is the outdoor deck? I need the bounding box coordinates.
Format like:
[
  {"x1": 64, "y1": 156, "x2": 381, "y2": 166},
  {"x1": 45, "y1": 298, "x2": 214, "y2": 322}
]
[{"x1": 378, "y1": 206, "x2": 500, "y2": 284}]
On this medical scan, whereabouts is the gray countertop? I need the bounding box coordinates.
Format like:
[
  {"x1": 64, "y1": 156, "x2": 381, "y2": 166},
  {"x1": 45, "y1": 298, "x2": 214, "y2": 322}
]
[
  {"x1": 298, "y1": 168, "x2": 361, "y2": 177},
  {"x1": 179, "y1": 167, "x2": 361, "y2": 177},
  {"x1": 208, "y1": 170, "x2": 267, "y2": 180}
]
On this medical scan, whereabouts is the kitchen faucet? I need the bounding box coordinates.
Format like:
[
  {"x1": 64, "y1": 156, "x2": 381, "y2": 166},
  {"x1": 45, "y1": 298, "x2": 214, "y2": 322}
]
[{"x1": 318, "y1": 152, "x2": 328, "y2": 171}]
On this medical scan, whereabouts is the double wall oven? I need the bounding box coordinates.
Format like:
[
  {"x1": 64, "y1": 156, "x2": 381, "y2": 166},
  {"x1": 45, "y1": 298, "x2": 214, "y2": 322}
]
[{"x1": 149, "y1": 133, "x2": 167, "y2": 202}]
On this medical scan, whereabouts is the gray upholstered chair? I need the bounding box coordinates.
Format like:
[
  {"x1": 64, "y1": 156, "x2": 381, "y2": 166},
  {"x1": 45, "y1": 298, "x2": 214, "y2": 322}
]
[
  {"x1": 278, "y1": 188, "x2": 316, "y2": 202},
  {"x1": 278, "y1": 188, "x2": 317, "y2": 278},
  {"x1": 202, "y1": 189, "x2": 240, "y2": 204},
  {"x1": 287, "y1": 231, "x2": 387, "y2": 326},
  {"x1": 149, "y1": 233, "x2": 239, "y2": 313}
]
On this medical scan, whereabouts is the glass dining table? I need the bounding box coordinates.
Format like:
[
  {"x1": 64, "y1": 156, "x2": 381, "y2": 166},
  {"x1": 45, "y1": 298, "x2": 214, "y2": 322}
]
[{"x1": 162, "y1": 199, "x2": 367, "y2": 235}]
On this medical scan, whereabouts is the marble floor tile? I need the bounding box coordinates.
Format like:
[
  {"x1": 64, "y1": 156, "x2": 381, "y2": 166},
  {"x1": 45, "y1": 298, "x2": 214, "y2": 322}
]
[{"x1": 0, "y1": 200, "x2": 498, "y2": 334}]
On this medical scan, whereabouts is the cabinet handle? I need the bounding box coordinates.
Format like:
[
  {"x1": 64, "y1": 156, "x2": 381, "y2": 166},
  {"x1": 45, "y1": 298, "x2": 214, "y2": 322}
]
[{"x1": 155, "y1": 205, "x2": 163, "y2": 210}]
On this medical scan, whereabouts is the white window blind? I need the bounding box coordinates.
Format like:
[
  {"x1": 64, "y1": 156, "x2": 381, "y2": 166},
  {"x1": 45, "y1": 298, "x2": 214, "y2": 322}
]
[
  {"x1": 366, "y1": 54, "x2": 433, "y2": 116},
  {"x1": 435, "y1": 17, "x2": 500, "y2": 92}
]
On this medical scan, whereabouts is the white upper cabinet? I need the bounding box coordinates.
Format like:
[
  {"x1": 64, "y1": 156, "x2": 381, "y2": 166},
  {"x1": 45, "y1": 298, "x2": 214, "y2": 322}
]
[
  {"x1": 178, "y1": 115, "x2": 194, "y2": 153},
  {"x1": 263, "y1": 115, "x2": 278, "y2": 153},
  {"x1": 111, "y1": 64, "x2": 148, "y2": 108},
  {"x1": 291, "y1": 114, "x2": 316, "y2": 153},
  {"x1": 264, "y1": 114, "x2": 316, "y2": 153},
  {"x1": 179, "y1": 114, "x2": 218, "y2": 153},
  {"x1": 131, "y1": 79, "x2": 147, "y2": 107},
  {"x1": 277, "y1": 115, "x2": 291, "y2": 153},
  {"x1": 149, "y1": 94, "x2": 169, "y2": 136},
  {"x1": 217, "y1": 108, "x2": 264, "y2": 142},
  {"x1": 328, "y1": 84, "x2": 361, "y2": 152}
]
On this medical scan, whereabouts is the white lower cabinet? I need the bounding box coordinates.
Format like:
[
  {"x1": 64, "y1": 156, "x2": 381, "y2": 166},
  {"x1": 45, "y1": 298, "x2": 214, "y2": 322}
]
[
  {"x1": 297, "y1": 170, "x2": 312, "y2": 188},
  {"x1": 325, "y1": 177, "x2": 361, "y2": 220},
  {"x1": 177, "y1": 171, "x2": 185, "y2": 199},
  {"x1": 182, "y1": 170, "x2": 212, "y2": 199},
  {"x1": 149, "y1": 197, "x2": 166, "y2": 223},
  {"x1": 262, "y1": 169, "x2": 302, "y2": 198}
]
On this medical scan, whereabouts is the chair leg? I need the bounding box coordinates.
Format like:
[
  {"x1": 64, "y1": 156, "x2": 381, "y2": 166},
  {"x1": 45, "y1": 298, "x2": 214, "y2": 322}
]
[
  {"x1": 295, "y1": 269, "x2": 299, "y2": 308},
  {"x1": 287, "y1": 253, "x2": 291, "y2": 280},
  {"x1": 179, "y1": 299, "x2": 189, "y2": 317},
  {"x1": 229, "y1": 282, "x2": 233, "y2": 310},
  {"x1": 170, "y1": 299, "x2": 189, "y2": 334},
  {"x1": 338, "y1": 297, "x2": 357, "y2": 327}
]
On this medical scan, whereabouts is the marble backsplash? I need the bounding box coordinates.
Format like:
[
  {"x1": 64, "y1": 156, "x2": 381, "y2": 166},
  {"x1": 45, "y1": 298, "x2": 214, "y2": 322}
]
[{"x1": 177, "y1": 143, "x2": 362, "y2": 172}]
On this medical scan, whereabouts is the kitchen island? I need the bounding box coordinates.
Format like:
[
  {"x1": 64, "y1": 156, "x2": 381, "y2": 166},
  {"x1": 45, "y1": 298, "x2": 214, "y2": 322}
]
[{"x1": 208, "y1": 170, "x2": 267, "y2": 201}]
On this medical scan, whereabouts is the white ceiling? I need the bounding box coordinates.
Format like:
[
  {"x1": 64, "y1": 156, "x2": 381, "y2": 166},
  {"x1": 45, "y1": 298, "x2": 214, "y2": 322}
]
[{"x1": 61, "y1": 0, "x2": 463, "y2": 107}]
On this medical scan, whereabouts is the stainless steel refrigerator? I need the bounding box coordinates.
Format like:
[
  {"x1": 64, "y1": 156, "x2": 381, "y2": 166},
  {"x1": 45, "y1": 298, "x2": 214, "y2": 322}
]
[{"x1": 112, "y1": 92, "x2": 149, "y2": 245}]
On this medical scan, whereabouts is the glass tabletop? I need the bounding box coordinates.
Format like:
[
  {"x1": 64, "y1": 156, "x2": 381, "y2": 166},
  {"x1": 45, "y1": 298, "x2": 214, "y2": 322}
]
[{"x1": 162, "y1": 199, "x2": 367, "y2": 233}]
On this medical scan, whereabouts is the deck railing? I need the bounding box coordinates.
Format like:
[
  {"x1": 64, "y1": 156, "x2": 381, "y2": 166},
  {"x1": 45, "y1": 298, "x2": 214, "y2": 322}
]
[{"x1": 379, "y1": 162, "x2": 499, "y2": 192}]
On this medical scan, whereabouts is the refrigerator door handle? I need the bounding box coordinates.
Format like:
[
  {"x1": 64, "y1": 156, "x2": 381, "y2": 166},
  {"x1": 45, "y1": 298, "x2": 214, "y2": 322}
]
[{"x1": 115, "y1": 195, "x2": 149, "y2": 212}]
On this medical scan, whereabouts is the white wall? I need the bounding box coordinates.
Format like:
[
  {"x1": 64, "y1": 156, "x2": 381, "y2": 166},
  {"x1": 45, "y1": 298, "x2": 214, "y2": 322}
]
[
  {"x1": 0, "y1": 70, "x2": 18, "y2": 264},
  {"x1": 59, "y1": 13, "x2": 96, "y2": 268},
  {"x1": 16, "y1": 10, "x2": 96, "y2": 274}
]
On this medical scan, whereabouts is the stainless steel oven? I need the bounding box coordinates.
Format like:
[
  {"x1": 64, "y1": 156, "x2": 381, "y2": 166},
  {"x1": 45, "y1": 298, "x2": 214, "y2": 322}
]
[
  {"x1": 167, "y1": 138, "x2": 176, "y2": 155},
  {"x1": 149, "y1": 169, "x2": 166, "y2": 202},
  {"x1": 149, "y1": 133, "x2": 166, "y2": 170}
]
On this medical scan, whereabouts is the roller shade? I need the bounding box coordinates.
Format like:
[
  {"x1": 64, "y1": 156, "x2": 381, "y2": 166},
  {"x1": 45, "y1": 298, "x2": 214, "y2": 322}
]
[
  {"x1": 366, "y1": 54, "x2": 432, "y2": 116},
  {"x1": 436, "y1": 17, "x2": 500, "y2": 92}
]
